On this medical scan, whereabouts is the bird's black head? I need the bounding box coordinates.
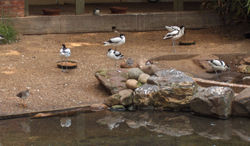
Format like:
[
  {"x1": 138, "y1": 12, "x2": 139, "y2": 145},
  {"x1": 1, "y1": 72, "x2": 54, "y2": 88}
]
[
  {"x1": 62, "y1": 44, "x2": 66, "y2": 48},
  {"x1": 180, "y1": 25, "x2": 184, "y2": 29},
  {"x1": 120, "y1": 34, "x2": 125, "y2": 37},
  {"x1": 108, "y1": 48, "x2": 112, "y2": 52}
]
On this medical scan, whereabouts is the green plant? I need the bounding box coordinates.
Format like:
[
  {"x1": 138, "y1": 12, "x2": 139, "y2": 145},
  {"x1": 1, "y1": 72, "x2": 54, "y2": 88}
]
[
  {"x1": 0, "y1": 9, "x2": 17, "y2": 44},
  {"x1": 0, "y1": 21, "x2": 17, "y2": 44},
  {"x1": 202, "y1": 0, "x2": 250, "y2": 23}
]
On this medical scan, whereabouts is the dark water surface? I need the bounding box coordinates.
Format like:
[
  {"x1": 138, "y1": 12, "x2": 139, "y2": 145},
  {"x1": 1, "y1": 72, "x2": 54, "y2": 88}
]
[{"x1": 0, "y1": 111, "x2": 249, "y2": 146}]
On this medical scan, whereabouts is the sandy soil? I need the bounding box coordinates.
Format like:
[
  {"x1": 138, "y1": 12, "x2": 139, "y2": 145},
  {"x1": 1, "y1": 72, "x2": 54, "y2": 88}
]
[{"x1": 0, "y1": 29, "x2": 249, "y2": 116}]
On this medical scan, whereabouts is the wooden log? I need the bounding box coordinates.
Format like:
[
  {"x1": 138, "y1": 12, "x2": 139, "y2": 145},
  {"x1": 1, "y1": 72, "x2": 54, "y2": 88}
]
[{"x1": 193, "y1": 77, "x2": 250, "y2": 89}]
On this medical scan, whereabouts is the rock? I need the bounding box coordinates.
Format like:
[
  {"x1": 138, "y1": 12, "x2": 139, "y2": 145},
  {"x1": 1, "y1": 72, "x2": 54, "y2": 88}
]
[
  {"x1": 126, "y1": 79, "x2": 139, "y2": 90},
  {"x1": 104, "y1": 94, "x2": 121, "y2": 107},
  {"x1": 243, "y1": 76, "x2": 250, "y2": 85},
  {"x1": 133, "y1": 84, "x2": 160, "y2": 107},
  {"x1": 238, "y1": 65, "x2": 250, "y2": 74},
  {"x1": 243, "y1": 57, "x2": 250, "y2": 65},
  {"x1": 110, "y1": 105, "x2": 126, "y2": 111},
  {"x1": 190, "y1": 86, "x2": 234, "y2": 119},
  {"x1": 104, "y1": 89, "x2": 133, "y2": 107},
  {"x1": 232, "y1": 87, "x2": 250, "y2": 117},
  {"x1": 140, "y1": 65, "x2": 160, "y2": 75},
  {"x1": 128, "y1": 68, "x2": 144, "y2": 79},
  {"x1": 134, "y1": 69, "x2": 197, "y2": 110},
  {"x1": 119, "y1": 89, "x2": 133, "y2": 106},
  {"x1": 95, "y1": 69, "x2": 128, "y2": 94},
  {"x1": 120, "y1": 58, "x2": 139, "y2": 68},
  {"x1": 138, "y1": 73, "x2": 150, "y2": 84},
  {"x1": 90, "y1": 104, "x2": 108, "y2": 111}
]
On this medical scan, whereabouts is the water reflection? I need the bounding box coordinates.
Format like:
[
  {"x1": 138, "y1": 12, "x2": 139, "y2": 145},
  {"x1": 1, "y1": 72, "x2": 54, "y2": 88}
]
[
  {"x1": 0, "y1": 111, "x2": 249, "y2": 145},
  {"x1": 60, "y1": 117, "x2": 72, "y2": 128}
]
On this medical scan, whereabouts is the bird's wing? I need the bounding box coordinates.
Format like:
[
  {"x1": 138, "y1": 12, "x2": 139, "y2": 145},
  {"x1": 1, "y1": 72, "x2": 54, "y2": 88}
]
[
  {"x1": 165, "y1": 26, "x2": 180, "y2": 31},
  {"x1": 165, "y1": 30, "x2": 179, "y2": 38},
  {"x1": 114, "y1": 50, "x2": 121, "y2": 56},
  {"x1": 210, "y1": 60, "x2": 224, "y2": 66},
  {"x1": 109, "y1": 37, "x2": 122, "y2": 43},
  {"x1": 60, "y1": 48, "x2": 64, "y2": 54},
  {"x1": 64, "y1": 48, "x2": 71, "y2": 54}
]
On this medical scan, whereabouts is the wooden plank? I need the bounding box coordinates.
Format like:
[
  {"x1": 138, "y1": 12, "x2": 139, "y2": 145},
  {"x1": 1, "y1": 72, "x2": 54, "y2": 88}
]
[
  {"x1": 174, "y1": 0, "x2": 184, "y2": 11},
  {"x1": 75, "y1": 0, "x2": 85, "y2": 15},
  {"x1": 193, "y1": 77, "x2": 250, "y2": 89},
  {"x1": 24, "y1": 0, "x2": 29, "y2": 16}
]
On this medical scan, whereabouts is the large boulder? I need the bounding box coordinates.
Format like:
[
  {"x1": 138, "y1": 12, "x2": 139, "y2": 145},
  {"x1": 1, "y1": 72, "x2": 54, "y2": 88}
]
[
  {"x1": 95, "y1": 69, "x2": 128, "y2": 94},
  {"x1": 104, "y1": 89, "x2": 133, "y2": 107},
  {"x1": 232, "y1": 88, "x2": 250, "y2": 117},
  {"x1": 133, "y1": 69, "x2": 197, "y2": 110},
  {"x1": 128, "y1": 68, "x2": 144, "y2": 79},
  {"x1": 190, "y1": 86, "x2": 234, "y2": 119}
]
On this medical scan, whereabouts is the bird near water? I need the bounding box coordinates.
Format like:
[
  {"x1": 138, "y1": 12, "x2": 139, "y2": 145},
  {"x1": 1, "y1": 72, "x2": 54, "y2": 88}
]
[
  {"x1": 207, "y1": 59, "x2": 229, "y2": 78},
  {"x1": 16, "y1": 89, "x2": 30, "y2": 108}
]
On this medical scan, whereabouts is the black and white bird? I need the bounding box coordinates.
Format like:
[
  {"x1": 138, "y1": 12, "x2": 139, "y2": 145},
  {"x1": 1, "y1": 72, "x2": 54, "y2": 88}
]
[
  {"x1": 104, "y1": 34, "x2": 126, "y2": 49},
  {"x1": 60, "y1": 44, "x2": 71, "y2": 59},
  {"x1": 107, "y1": 48, "x2": 124, "y2": 71},
  {"x1": 145, "y1": 60, "x2": 153, "y2": 66},
  {"x1": 60, "y1": 44, "x2": 71, "y2": 72},
  {"x1": 207, "y1": 59, "x2": 229, "y2": 76},
  {"x1": 107, "y1": 48, "x2": 124, "y2": 60},
  {"x1": 163, "y1": 25, "x2": 185, "y2": 52},
  {"x1": 16, "y1": 89, "x2": 30, "y2": 107},
  {"x1": 0, "y1": 34, "x2": 4, "y2": 40}
]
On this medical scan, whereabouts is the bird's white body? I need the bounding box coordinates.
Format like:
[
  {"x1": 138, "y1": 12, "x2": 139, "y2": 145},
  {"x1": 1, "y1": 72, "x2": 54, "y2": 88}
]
[
  {"x1": 107, "y1": 49, "x2": 124, "y2": 60},
  {"x1": 0, "y1": 35, "x2": 4, "y2": 40},
  {"x1": 163, "y1": 26, "x2": 185, "y2": 40},
  {"x1": 208, "y1": 60, "x2": 229, "y2": 72},
  {"x1": 104, "y1": 34, "x2": 126, "y2": 47},
  {"x1": 60, "y1": 45, "x2": 71, "y2": 58}
]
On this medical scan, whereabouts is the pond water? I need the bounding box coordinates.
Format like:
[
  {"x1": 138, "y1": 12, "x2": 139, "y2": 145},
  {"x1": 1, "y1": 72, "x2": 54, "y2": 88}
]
[{"x1": 0, "y1": 111, "x2": 249, "y2": 146}]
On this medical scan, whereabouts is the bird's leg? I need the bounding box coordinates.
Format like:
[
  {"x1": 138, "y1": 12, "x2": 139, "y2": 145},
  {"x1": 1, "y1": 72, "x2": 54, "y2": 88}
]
[
  {"x1": 172, "y1": 40, "x2": 176, "y2": 53},
  {"x1": 115, "y1": 60, "x2": 121, "y2": 72},
  {"x1": 215, "y1": 71, "x2": 219, "y2": 80},
  {"x1": 21, "y1": 100, "x2": 27, "y2": 108},
  {"x1": 66, "y1": 57, "x2": 68, "y2": 73},
  {"x1": 62, "y1": 56, "x2": 66, "y2": 72}
]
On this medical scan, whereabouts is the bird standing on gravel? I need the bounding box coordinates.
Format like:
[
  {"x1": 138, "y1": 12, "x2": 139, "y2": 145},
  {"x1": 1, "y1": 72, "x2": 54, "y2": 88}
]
[
  {"x1": 60, "y1": 44, "x2": 71, "y2": 72},
  {"x1": 104, "y1": 34, "x2": 126, "y2": 50},
  {"x1": 107, "y1": 48, "x2": 124, "y2": 71},
  {"x1": 163, "y1": 25, "x2": 185, "y2": 53},
  {"x1": 16, "y1": 89, "x2": 30, "y2": 108},
  {"x1": 207, "y1": 59, "x2": 229, "y2": 77}
]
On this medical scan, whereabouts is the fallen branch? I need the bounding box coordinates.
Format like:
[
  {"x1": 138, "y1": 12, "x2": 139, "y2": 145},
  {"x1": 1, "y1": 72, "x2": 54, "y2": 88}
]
[{"x1": 193, "y1": 77, "x2": 250, "y2": 89}]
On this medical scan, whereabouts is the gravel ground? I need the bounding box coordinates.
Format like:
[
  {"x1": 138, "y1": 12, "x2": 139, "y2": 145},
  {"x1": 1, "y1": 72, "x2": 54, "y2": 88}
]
[{"x1": 0, "y1": 29, "x2": 249, "y2": 116}]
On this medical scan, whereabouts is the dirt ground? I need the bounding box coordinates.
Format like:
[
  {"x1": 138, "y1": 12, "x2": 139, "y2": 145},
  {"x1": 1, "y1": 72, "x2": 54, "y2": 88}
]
[{"x1": 0, "y1": 28, "x2": 249, "y2": 116}]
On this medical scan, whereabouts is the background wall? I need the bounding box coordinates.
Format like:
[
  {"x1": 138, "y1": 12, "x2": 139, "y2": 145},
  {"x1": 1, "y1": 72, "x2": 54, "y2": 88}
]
[
  {"x1": 0, "y1": 0, "x2": 25, "y2": 17},
  {"x1": 29, "y1": 0, "x2": 204, "y2": 5}
]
